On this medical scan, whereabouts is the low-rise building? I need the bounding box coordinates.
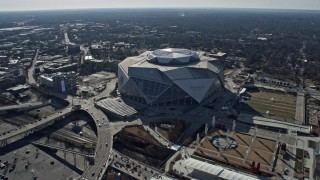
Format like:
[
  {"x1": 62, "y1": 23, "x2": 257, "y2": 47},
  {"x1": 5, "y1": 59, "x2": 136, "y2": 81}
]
[{"x1": 39, "y1": 71, "x2": 77, "y2": 93}]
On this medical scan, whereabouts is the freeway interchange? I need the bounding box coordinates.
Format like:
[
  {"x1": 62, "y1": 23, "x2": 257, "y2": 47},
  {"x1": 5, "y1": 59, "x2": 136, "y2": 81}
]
[
  {"x1": 0, "y1": 89, "x2": 113, "y2": 180},
  {"x1": 0, "y1": 59, "x2": 115, "y2": 179}
]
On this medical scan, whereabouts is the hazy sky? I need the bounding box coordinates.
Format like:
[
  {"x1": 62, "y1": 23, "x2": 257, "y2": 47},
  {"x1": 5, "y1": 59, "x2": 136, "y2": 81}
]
[{"x1": 1, "y1": 0, "x2": 320, "y2": 11}]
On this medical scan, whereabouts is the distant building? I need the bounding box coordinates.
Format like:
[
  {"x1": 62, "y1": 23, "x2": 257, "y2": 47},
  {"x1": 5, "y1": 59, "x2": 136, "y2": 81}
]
[
  {"x1": 0, "y1": 75, "x2": 26, "y2": 90},
  {"x1": 114, "y1": 42, "x2": 125, "y2": 48},
  {"x1": 68, "y1": 45, "x2": 81, "y2": 54},
  {"x1": 39, "y1": 71, "x2": 77, "y2": 93},
  {"x1": 43, "y1": 63, "x2": 77, "y2": 73},
  {"x1": 6, "y1": 84, "x2": 30, "y2": 93},
  {"x1": 8, "y1": 59, "x2": 19, "y2": 67},
  {"x1": 118, "y1": 48, "x2": 224, "y2": 109}
]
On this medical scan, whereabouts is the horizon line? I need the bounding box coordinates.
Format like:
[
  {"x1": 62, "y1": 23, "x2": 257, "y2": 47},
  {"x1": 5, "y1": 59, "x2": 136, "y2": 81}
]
[{"x1": 1, "y1": 7, "x2": 320, "y2": 13}]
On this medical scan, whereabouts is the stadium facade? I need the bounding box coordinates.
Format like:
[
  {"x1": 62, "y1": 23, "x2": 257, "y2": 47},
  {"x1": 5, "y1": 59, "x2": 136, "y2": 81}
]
[{"x1": 118, "y1": 48, "x2": 224, "y2": 107}]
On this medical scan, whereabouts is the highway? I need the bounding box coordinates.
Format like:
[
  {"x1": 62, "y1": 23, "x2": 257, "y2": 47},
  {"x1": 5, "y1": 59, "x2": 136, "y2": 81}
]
[
  {"x1": 0, "y1": 100, "x2": 50, "y2": 112},
  {"x1": 0, "y1": 107, "x2": 73, "y2": 144},
  {"x1": 27, "y1": 48, "x2": 39, "y2": 85},
  {"x1": 110, "y1": 150, "x2": 160, "y2": 180}
]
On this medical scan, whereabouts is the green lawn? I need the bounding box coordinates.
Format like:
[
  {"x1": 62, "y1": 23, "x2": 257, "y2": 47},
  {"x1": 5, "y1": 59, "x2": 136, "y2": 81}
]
[{"x1": 247, "y1": 91, "x2": 296, "y2": 120}]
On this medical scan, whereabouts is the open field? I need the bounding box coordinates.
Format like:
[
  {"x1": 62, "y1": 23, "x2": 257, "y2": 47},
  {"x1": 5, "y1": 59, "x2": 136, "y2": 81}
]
[
  {"x1": 246, "y1": 90, "x2": 296, "y2": 120},
  {"x1": 195, "y1": 130, "x2": 278, "y2": 173}
]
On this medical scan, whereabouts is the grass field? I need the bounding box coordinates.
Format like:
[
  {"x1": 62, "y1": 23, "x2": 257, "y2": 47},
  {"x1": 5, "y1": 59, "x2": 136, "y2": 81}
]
[
  {"x1": 195, "y1": 130, "x2": 277, "y2": 172},
  {"x1": 224, "y1": 68, "x2": 236, "y2": 76},
  {"x1": 246, "y1": 90, "x2": 296, "y2": 120}
]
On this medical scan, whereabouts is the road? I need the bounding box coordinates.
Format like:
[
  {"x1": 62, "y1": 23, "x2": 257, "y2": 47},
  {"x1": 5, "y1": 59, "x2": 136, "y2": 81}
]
[
  {"x1": 80, "y1": 105, "x2": 112, "y2": 180},
  {"x1": 64, "y1": 32, "x2": 70, "y2": 45},
  {"x1": 110, "y1": 150, "x2": 159, "y2": 180},
  {"x1": 295, "y1": 92, "x2": 305, "y2": 124}
]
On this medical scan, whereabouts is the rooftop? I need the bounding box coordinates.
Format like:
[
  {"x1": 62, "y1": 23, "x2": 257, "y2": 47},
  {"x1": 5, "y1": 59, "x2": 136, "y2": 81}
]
[
  {"x1": 95, "y1": 98, "x2": 137, "y2": 118},
  {"x1": 147, "y1": 48, "x2": 200, "y2": 65}
]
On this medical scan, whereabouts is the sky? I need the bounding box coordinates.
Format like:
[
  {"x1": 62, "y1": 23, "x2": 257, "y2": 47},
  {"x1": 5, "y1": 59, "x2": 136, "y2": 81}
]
[{"x1": 1, "y1": 0, "x2": 320, "y2": 12}]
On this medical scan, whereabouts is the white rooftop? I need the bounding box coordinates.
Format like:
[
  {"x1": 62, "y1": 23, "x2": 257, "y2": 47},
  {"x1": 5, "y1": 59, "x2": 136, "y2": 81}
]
[{"x1": 173, "y1": 158, "x2": 259, "y2": 180}]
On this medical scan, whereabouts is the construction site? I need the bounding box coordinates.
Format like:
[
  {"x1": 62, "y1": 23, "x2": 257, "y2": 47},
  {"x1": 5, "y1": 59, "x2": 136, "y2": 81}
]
[{"x1": 113, "y1": 125, "x2": 176, "y2": 168}]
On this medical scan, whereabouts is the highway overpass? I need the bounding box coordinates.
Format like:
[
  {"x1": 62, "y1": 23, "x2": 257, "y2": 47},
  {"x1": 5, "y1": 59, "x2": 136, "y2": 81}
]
[
  {"x1": 0, "y1": 107, "x2": 73, "y2": 147},
  {"x1": 0, "y1": 100, "x2": 51, "y2": 112}
]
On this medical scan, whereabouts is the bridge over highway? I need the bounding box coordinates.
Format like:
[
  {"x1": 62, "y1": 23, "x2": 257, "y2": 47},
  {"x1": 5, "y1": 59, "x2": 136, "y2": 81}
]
[
  {"x1": 0, "y1": 100, "x2": 51, "y2": 112},
  {"x1": 0, "y1": 107, "x2": 73, "y2": 147}
]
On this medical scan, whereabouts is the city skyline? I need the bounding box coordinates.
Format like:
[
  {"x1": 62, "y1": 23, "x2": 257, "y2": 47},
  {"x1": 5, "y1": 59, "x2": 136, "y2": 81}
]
[{"x1": 1, "y1": 0, "x2": 320, "y2": 12}]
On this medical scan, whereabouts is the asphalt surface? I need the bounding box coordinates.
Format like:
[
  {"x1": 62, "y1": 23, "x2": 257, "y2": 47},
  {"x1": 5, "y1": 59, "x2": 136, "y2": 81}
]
[
  {"x1": 110, "y1": 150, "x2": 159, "y2": 180},
  {"x1": 27, "y1": 48, "x2": 39, "y2": 85}
]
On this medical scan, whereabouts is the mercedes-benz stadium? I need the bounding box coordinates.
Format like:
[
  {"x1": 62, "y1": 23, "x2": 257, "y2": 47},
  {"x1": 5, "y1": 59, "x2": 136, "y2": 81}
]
[{"x1": 118, "y1": 48, "x2": 224, "y2": 107}]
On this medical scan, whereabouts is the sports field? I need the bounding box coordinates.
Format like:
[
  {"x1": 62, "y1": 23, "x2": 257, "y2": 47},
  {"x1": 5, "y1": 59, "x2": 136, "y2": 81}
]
[{"x1": 247, "y1": 90, "x2": 296, "y2": 120}]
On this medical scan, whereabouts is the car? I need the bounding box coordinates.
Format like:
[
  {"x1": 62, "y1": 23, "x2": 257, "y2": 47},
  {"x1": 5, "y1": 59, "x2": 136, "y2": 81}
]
[
  {"x1": 121, "y1": 157, "x2": 129, "y2": 163},
  {"x1": 98, "y1": 124, "x2": 101, "y2": 127},
  {"x1": 105, "y1": 143, "x2": 108, "y2": 147}
]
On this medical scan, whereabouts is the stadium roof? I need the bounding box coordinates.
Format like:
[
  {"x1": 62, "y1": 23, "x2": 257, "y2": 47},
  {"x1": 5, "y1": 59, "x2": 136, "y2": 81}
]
[
  {"x1": 119, "y1": 50, "x2": 222, "y2": 76},
  {"x1": 147, "y1": 48, "x2": 200, "y2": 65},
  {"x1": 174, "y1": 158, "x2": 259, "y2": 180}
]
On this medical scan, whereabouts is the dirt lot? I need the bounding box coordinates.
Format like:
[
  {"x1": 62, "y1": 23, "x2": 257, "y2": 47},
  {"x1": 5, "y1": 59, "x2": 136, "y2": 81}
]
[
  {"x1": 195, "y1": 130, "x2": 277, "y2": 172},
  {"x1": 151, "y1": 120, "x2": 185, "y2": 143}
]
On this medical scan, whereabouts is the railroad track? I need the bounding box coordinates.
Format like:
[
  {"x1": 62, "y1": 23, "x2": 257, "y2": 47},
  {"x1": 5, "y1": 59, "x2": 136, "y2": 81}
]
[
  {"x1": 1, "y1": 114, "x2": 97, "y2": 145},
  {"x1": 52, "y1": 128, "x2": 96, "y2": 145}
]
